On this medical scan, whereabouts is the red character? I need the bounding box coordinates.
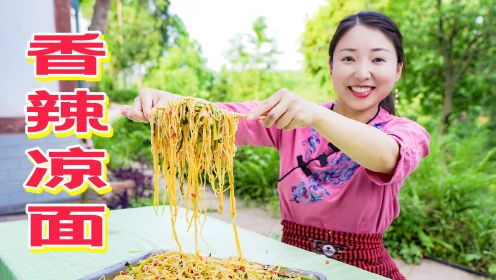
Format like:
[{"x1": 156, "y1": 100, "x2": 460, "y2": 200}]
[
  {"x1": 26, "y1": 204, "x2": 108, "y2": 251},
  {"x1": 25, "y1": 89, "x2": 60, "y2": 137},
  {"x1": 24, "y1": 145, "x2": 111, "y2": 195},
  {"x1": 26, "y1": 32, "x2": 109, "y2": 81},
  {"x1": 25, "y1": 88, "x2": 111, "y2": 138},
  {"x1": 57, "y1": 89, "x2": 111, "y2": 137}
]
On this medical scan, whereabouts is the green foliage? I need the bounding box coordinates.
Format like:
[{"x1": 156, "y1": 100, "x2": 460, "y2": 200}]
[
  {"x1": 104, "y1": 1, "x2": 162, "y2": 73},
  {"x1": 211, "y1": 69, "x2": 333, "y2": 104},
  {"x1": 387, "y1": 0, "x2": 496, "y2": 120},
  {"x1": 83, "y1": 0, "x2": 190, "y2": 90},
  {"x1": 211, "y1": 68, "x2": 277, "y2": 101},
  {"x1": 225, "y1": 16, "x2": 279, "y2": 71},
  {"x1": 129, "y1": 197, "x2": 159, "y2": 208},
  {"x1": 93, "y1": 117, "x2": 152, "y2": 169},
  {"x1": 106, "y1": 87, "x2": 138, "y2": 104},
  {"x1": 384, "y1": 125, "x2": 496, "y2": 274},
  {"x1": 152, "y1": 0, "x2": 189, "y2": 49},
  {"x1": 233, "y1": 146, "x2": 280, "y2": 205},
  {"x1": 271, "y1": 71, "x2": 335, "y2": 103},
  {"x1": 210, "y1": 16, "x2": 281, "y2": 102},
  {"x1": 209, "y1": 68, "x2": 335, "y2": 103},
  {"x1": 211, "y1": 16, "x2": 332, "y2": 103},
  {"x1": 143, "y1": 38, "x2": 213, "y2": 99}
]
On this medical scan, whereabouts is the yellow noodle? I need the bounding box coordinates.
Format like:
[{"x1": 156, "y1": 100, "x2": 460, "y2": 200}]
[
  {"x1": 113, "y1": 251, "x2": 303, "y2": 280},
  {"x1": 149, "y1": 97, "x2": 243, "y2": 258},
  {"x1": 134, "y1": 98, "x2": 302, "y2": 280}
]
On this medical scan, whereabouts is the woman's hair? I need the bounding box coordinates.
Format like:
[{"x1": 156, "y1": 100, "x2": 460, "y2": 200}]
[{"x1": 328, "y1": 11, "x2": 404, "y2": 115}]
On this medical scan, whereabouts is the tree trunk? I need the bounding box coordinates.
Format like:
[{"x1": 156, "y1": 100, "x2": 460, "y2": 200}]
[
  {"x1": 85, "y1": 0, "x2": 112, "y2": 91},
  {"x1": 88, "y1": 0, "x2": 112, "y2": 33},
  {"x1": 441, "y1": 76, "x2": 454, "y2": 134}
]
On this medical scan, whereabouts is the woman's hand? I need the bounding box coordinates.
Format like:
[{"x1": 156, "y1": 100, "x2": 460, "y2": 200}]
[
  {"x1": 121, "y1": 88, "x2": 180, "y2": 122},
  {"x1": 247, "y1": 89, "x2": 321, "y2": 130}
]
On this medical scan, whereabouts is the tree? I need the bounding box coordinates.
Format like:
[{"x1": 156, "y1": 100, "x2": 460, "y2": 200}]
[
  {"x1": 215, "y1": 17, "x2": 281, "y2": 101},
  {"x1": 143, "y1": 38, "x2": 213, "y2": 98},
  {"x1": 81, "y1": 0, "x2": 189, "y2": 89},
  {"x1": 387, "y1": 0, "x2": 496, "y2": 133},
  {"x1": 225, "y1": 16, "x2": 279, "y2": 71},
  {"x1": 88, "y1": 0, "x2": 111, "y2": 32}
]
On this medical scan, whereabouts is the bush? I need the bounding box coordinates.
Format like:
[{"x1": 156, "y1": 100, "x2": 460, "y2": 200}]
[
  {"x1": 105, "y1": 166, "x2": 153, "y2": 209},
  {"x1": 233, "y1": 146, "x2": 280, "y2": 213},
  {"x1": 143, "y1": 38, "x2": 213, "y2": 100},
  {"x1": 93, "y1": 117, "x2": 152, "y2": 169},
  {"x1": 210, "y1": 69, "x2": 332, "y2": 104},
  {"x1": 384, "y1": 125, "x2": 496, "y2": 275},
  {"x1": 107, "y1": 88, "x2": 138, "y2": 104}
]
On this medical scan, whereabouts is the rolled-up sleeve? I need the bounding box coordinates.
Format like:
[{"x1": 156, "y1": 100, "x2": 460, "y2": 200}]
[{"x1": 365, "y1": 118, "x2": 430, "y2": 185}]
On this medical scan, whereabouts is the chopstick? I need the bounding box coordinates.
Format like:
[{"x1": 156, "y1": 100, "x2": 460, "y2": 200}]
[
  {"x1": 153, "y1": 107, "x2": 267, "y2": 120},
  {"x1": 235, "y1": 113, "x2": 267, "y2": 121}
]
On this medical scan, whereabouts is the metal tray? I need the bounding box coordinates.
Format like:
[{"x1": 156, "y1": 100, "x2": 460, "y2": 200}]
[{"x1": 79, "y1": 249, "x2": 327, "y2": 280}]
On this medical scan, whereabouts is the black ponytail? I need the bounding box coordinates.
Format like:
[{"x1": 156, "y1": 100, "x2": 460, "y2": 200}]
[{"x1": 380, "y1": 92, "x2": 396, "y2": 115}]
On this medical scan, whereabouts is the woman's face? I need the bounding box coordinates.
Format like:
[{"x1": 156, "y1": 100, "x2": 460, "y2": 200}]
[{"x1": 331, "y1": 25, "x2": 402, "y2": 117}]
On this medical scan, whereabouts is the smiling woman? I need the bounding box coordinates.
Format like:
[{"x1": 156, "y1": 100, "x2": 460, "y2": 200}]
[
  {"x1": 330, "y1": 25, "x2": 403, "y2": 119},
  {"x1": 123, "y1": 11, "x2": 430, "y2": 280}
]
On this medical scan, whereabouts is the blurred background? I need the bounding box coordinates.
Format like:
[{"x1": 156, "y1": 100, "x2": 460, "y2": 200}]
[{"x1": 0, "y1": 0, "x2": 494, "y2": 278}]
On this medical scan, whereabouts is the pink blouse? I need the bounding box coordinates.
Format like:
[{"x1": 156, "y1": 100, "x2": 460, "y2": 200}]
[{"x1": 217, "y1": 101, "x2": 430, "y2": 233}]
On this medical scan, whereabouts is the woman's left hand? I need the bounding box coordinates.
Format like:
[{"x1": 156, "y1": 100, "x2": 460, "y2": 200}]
[{"x1": 247, "y1": 88, "x2": 321, "y2": 130}]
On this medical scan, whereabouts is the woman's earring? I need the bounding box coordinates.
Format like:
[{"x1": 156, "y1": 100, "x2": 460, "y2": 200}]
[{"x1": 394, "y1": 88, "x2": 399, "y2": 104}]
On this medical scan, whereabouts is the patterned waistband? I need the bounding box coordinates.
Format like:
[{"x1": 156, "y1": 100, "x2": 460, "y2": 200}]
[
  {"x1": 281, "y1": 220, "x2": 405, "y2": 280},
  {"x1": 281, "y1": 220, "x2": 384, "y2": 252}
]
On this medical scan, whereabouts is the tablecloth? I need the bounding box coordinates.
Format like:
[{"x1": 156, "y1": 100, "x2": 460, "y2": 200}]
[{"x1": 0, "y1": 206, "x2": 386, "y2": 280}]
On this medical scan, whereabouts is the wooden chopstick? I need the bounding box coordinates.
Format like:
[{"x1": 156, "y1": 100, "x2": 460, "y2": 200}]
[
  {"x1": 153, "y1": 107, "x2": 266, "y2": 120},
  {"x1": 235, "y1": 113, "x2": 267, "y2": 120}
]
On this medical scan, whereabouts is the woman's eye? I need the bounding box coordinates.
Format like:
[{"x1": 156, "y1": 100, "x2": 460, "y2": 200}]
[
  {"x1": 341, "y1": 56, "x2": 354, "y2": 62},
  {"x1": 373, "y1": 57, "x2": 386, "y2": 62}
]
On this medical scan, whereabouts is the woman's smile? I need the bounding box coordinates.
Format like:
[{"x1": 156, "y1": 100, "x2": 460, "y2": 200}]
[{"x1": 348, "y1": 85, "x2": 375, "y2": 98}]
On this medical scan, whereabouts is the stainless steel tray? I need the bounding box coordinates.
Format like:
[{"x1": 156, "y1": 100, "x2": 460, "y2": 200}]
[{"x1": 80, "y1": 249, "x2": 327, "y2": 280}]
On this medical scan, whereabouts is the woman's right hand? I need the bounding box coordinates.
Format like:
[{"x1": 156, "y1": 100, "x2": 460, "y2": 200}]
[{"x1": 121, "y1": 88, "x2": 181, "y2": 122}]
